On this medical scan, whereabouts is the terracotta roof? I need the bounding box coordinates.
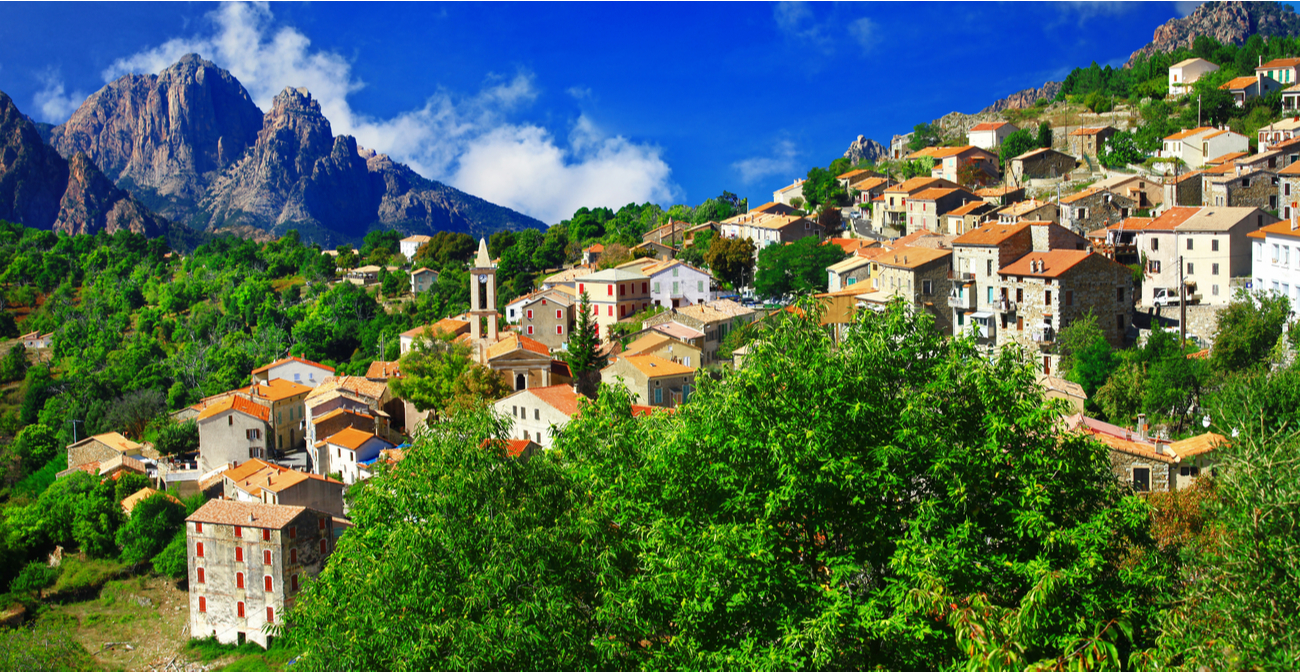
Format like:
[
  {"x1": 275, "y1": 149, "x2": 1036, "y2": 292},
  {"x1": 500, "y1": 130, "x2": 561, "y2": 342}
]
[
  {"x1": 120, "y1": 488, "x2": 182, "y2": 515},
  {"x1": 1059, "y1": 186, "x2": 1108, "y2": 205},
  {"x1": 251, "y1": 356, "x2": 334, "y2": 376},
  {"x1": 1001, "y1": 199, "x2": 1055, "y2": 217},
  {"x1": 652, "y1": 322, "x2": 706, "y2": 340},
  {"x1": 311, "y1": 407, "x2": 374, "y2": 425},
  {"x1": 1207, "y1": 151, "x2": 1250, "y2": 165},
  {"x1": 401, "y1": 318, "x2": 471, "y2": 339},
  {"x1": 324, "y1": 427, "x2": 388, "y2": 451},
  {"x1": 521, "y1": 384, "x2": 582, "y2": 417},
  {"x1": 1187, "y1": 348, "x2": 1211, "y2": 359},
  {"x1": 1280, "y1": 161, "x2": 1300, "y2": 176},
  {"x1": 970, "y1": 121, "x2": 1010, "y2": 132},
  {"x1": 1247, "y1": 217, "x2": 1300, "y2": 240},
  {"x1": 998, "y1": 250, "x2": 1093, "y2": 278},
  {"x1": 1169, "y1": 432, "x2": 1227, "y2": 459},
  {"x1": 221, "y1": 459, "x2": 283, "y2": 484},
  {"x1": 1105, "y1": 216, "x2": 1156, "y2": 232},
  {"x1": 401, "y1": 234, "x2": 432, "y2": 243},
  {"x1": 1177, "y1": 207, "x2": 1271, "y2": 233},
  {"x1": 837, "y1": 168, "x2": 872, "y2": 180},
  {"x1": 826, "y1": 255, "x2": 875, "y2": 273},
  {"x1": 480, "y1": 438, "x2": 541, "y2": 459},
  {"x1": 584, "y1": 243, "x2": 605, "y2": 253},
  {"x1": 891, "y1": 228, "x2": 943, "y2": 247},
  {"x1": 1219, "y1": 76, "x2": 1260, "y2": 90},
  {"x1": 910, "y1": 187, "x2": 965, "y2": 201},
  {"x1": 949, "y1": 200, "x2": 992, "y2": 217},
  {"x1": 1165, "y1": 126, "x2": 1218, "y2": 141},
  {"x1": 365, "y1": 360, "x2": 403, "y2": 379},
  {"x1": 187, "y1": 499, "x2": 309, "y2": 530},
  {"x1": 486, "y1": 332, "x2": 552, "y2": 360},
  {"x1": 852, "y1": 177, "x2": 889, "y2": 191},
  {"x1": 307, "y1": 376, "x2": 389, "y2": 403},
  {"x1": 825, "y1": 237, "x2": 878, "y2": 255},
  {"x1": 885, "y1": 177, "x2": 943, "y2": 194},
  {"x1": 1202, "y1": 129, "x2": 1229, "y2": 140},
  {"x1": 1091, "y1": 432, "x2": 1176, "y2": 464},
  {"x1": 975, "y1": 186, "x2": 1024, "y2": 196},
  {"x1": 953, "y1": 222, "x2": 1030, "y2": 246},
  {"x1": 69, "y1": 432, "x2": 143, "y2": 454},
  {"x1": 1069, "y1": 127, "x2": 1113, "y2": 136},
  {"x1": 749, "y1": 201, "x2": 799, "y2": 215},
  {"x1": 1011, "y1": 147, "x2": 1061, "y2": 161},
  {"x1": 1260, "y1": 57, "x2": 1300, "y2": 70},
  {"x1": 1145, "y1": 206, "x2": 1200, "y2": 231},
  {"x1": 623, "y1": 332, "x2": 674, "y2": 356},
  {"x1": 245, "y1": 378, "x2": 312, "y2": 402},
  {"x1": 196, "y1": 395, "x2": 271, "y2": 422},
  {"x1": 925, "y1": 145, "x2": 992, "y2": 159},
  {"x1": 411, "y1": 267, "x2": 437, "y2": 276},
  {"x1": 615, "y1": 354, "x2": 696, "y2": 378},
  {"x1": 877, "y1": 246, "x2": 952, "y2": 269}
]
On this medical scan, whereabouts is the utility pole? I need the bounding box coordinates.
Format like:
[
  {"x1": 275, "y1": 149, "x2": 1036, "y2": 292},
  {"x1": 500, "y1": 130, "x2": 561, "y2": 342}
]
[
  {"x1": 1198, "y1": 94, "x2": 1202, "y2": 128},
  {"x1": 1179, "y1": 253, "x2": 1187, "y2": 345}
]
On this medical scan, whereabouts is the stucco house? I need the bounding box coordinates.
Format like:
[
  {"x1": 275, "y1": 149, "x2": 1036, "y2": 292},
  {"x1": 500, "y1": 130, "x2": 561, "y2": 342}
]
[
  {"x1": 410, "y1": 267, "x2": 438, "y2": 294},
  {"x1": 250, "y1": 357, "x2": 334, "y2": 388},
  {"x1": 1162, "y1": 127, "x2": 1250, "y2": 169},
  {"x1": 967, "y1": 121, "x2": 1018, "y2": 150},
  {"x1": 601, "y1": 354, "x2": 697, "y2": 408},
  {"x1": 1220, "y1": 74, "x2": 1283, "y2": 107},
  {"x1": 221, "y1": 459, "x2": 346, "y2": 518},
  {"x1": 1169, "y1": 57, "x2": 1219, "y2": 96},
  {"x1": 197, "y1": 396, "x2": 272, "y2": 474},
  {"x1": 1140, "y1": 206, "x2": 1278, "y2": 308},
  {"x1": 1067, "y1": 126, "x2": 1117, "y2": 160},
  {"x1": 399, "y1": 234, "x2": 432, "y2": 261},
  {"x1": 494, "y1": 384, "x2": 582, "y2": 448},
  {"x1": 314, "y1": 427, "x2": 394, "y2": 485}
]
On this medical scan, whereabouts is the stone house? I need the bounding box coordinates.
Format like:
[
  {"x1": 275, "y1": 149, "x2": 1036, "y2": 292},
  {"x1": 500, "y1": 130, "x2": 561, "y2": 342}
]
[
  {"x1": 968, "y1": 121, "x2": 1019, "y2": 150},
  {"x1": 187, "y1": 500, "x2": 338, "y2": 647},
  {"x1": 1260, "y1": 118, "x2": 1300, "y2": 152},
  {"x1": 836, "y1": 169, "x2": 884, "y2": 190},
  {"x1": 310, "y1": 408, "x2": 376, "y2": 449},
  {"x1": 66, "y1": 432, "x2": 145, "y2": 471},
  {"x1": 250, "y1": 357, "x2": 335, "y2": 388},
  {"x1": 997, "y1": 199, "x2": 1059, "y2": 224},
  {"x1": 315, "y1": 427, "x2": 394, "y2": 485},
  {"x1": 1009, "y1": 148, "x2": 1076, "y2": 184},
  {"x1": 514, "y1": 293, "x2": 573, "y2": 350},
  {"x1": 949, "y1": 223, "x2": 1035, "y2": 345},
  {"x1": 399, "y1": 235, "x2": 432, "y2": 261},
  {"x1": 904, "y1": 187, "x2": 979, "y2": 235},
  {"x1": 862, "y1": 246, "x2": 953, "y2": 332},
  {"x1": 494, "y1": 384, "x2": 582, "y2": 448},
  {"x1": 1096, "y1": 432, "x2": 1177, "y2": 492},
  {"x1": 922, "y1": 145, "x2": 999, "y2": 185},
  {"x1": 1094, "y1": 173, "x2": 1163, "y2": 210},
  {"x1": 197, "y1": 397, "x2": 271, "y2": 474},
  {"x1": 1204, "y1": 170, "x2": 1279, "y2": 211},
  {"x1": 410, "y1": 267, "x2": 438, "y2": 294},
  {"x1": 221, "y1": 459, "x2": 345, "y2": 518},
  {"x1": 944, "y1": 201, "x2": 996, "y2": 236},
  {"x1": 20, "y1": 331, "x2": 53, "y2": 349},
  {"x1": 849, "y1": 177, "x2": 889, "y2": 206},
  {"x1": 976, "y1": 185, "x2": 1026, "y2": 207},
  {"x1": 642, "y1": 219, "x2": 693, "y2": 247},
  {"x1": 621, "y1": 332, "x2": 704, "y2": 368},
  {"x1": 242, "y1": 379, "x2": 312, "y2": 455},
  {"x1": 632, "y1": 241, "x2": 676, "y2": 260},
  {"x1": 1058, "y1": 187, "x2": 1136, "y2": 235},
  {"x1": 640, "y1": 299, "x2": 757, "y2": 365},
  {"x1": 1162, "y1": 170, "x2": 1205, "y2": 209},
  {"x1": 996, "y1": 250, "x2": 1133, "y2": 376},
  {"x1": 601, "y1": 354, "x2": 697, "y2": 408},
  {"x1": 826, "y1": 255, "x2": 876, "y2": 292},
  {"x1": 1067, "y1": 126, "x2": 1117, "y2": 160}
]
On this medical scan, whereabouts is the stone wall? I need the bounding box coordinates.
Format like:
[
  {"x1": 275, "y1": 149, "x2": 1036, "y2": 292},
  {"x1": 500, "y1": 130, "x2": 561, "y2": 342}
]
[
  {"x1": 1205, "y1": 171, "x2": 1279, "y2": 211},
  {"x1": 68, "y1": 440, "x2": 122, "y2": 470},
  {"x1": 1135, "y1": 303, "x2": 1225, "y2": 346},
  {"x1": 1109, "y1": 450, "x2": 1173, "y2": 493}
]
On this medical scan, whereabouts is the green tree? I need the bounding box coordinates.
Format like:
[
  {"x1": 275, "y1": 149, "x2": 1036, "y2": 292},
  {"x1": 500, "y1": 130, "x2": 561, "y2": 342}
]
[
  {"x1": 72, "y1": 477, "x2": 120, "y2": 558},
  {"x1": 1036, "y1": 121, "x2": 1052, "y2": 149},
  {"x1": 1211, "y1": 291, "x2": 1291, "y2": 372},
  {"x1": 116, "y1": 491, "x2": 187, "y2": 566},
  {"x1": 753, "y1": 236, "x2": 846, "y2": 298},
  {"x1": 563, "y1": 291, "x2": 605, "y2": 398},
  {"x1": 113, "y1": 472, "x2": 151, "y2": 504},
  {"x1": 1056, "y1": 309, "x2": 1117, "y2": 400},
  {"x1": 151, "y1": 529, "x2": 189, "y2": 579},
  {"x1": 446, "y1": 364, "x2": 515, "y2": 414},
  {"x1": 1098, "y1": 130, "x2": 1144, "y2": 168},
  {"x1": 154, "y1": 419, "x2": 199, "y2": 456},
  {"x1": 11, "y1": 423, "x2": 60, "y2": 473},
  {"x1": 1094, "y1": 360, "x2": 1147, "y2": 424},
  {"x1": 703, "y1": 237, "x2": 756, "y2": 288},
  {"x1": 999, "y1": 129, "x2": 1037, "y2": 165},
  {"x1": 0, "y1": 343, "x2": 28, "y2": 383},
  {"x1": 908, "y1": 122, "x2": 942, "y2": 151},
  {"x1": 388, "y1": 329, "x2": 475, "y2": 413}
]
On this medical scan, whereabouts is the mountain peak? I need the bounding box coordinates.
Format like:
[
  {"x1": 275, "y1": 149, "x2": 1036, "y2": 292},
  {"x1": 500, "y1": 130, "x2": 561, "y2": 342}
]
[{"x1": 1128, "y1": 1, "x2": 1300, "y2": 65}]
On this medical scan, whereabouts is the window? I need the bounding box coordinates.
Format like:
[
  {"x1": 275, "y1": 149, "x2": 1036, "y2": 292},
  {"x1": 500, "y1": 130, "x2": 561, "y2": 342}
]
[
  {"x1": 197, "y1": 568, "x2": 205, "y2": 583},
  {"x1": 1045, "y1": 290, "x2": 1052, "y2": 305},
  {"x1": 1213, "y1": 284, "x2": 1220, "y2": 296},
  {"x1": 320, "y1": 539, "x2": 328, "y2": 553},
  {"x1": 922, "y1": 280, "x2": 932, "y2": 295},
  {"x1": 228, "y1": 416, "x2": 233, "y2": 426},
  {"x1": 527, "y1": 309, "x2": 533, "y2": 319},
  {"x1": 265, "y1": 575, "x2": 273, "y2": 592},
  {"x1": 267, "y1": 606, "x2": 275, "y2": 624},
  {"x1": 197, "y1": 542, "x2": 205, "y2": 558},
  {"x1": 1212, "y1": 238, "x2": 1220, "y2": 252},
  {"x1": 1017, "y1": 316, "x2": 1024, "y2": 331},
  {"x1": 289, "y1": 526, "x2": 296, "y2": 540},
  {"x1": 578, "y1": 283, "x2": 584, "y2": 295},
  {"x1": 527, "y1": 325, "x2": 534, "y2": 335},
  {"x1": 1288, "y1": 182, "x2": 1293, "y2": 196},
  {"x1": 291, "y1": 548, "x2": 297, "y2": 564},
  {"x1": 1187, "y1": 262, "x2": 1195, "y2": 274},
  {"x1": 1152, "y1": 238, "x2": 1159, "y2": 251},
  {"x1": 319, "y1": 517, "x2": 326, "y2": 530},
  {"x1": 534, "y1": 409, "x2": 540, "y2": 420},
  {"x1": 986, "y1": 260, "x2": 993, "y2": 276},
  {"x1": 1132, "y1": 467, "x2": 1150, "y2": 492},
  {"x1": 264, "y1": 549, "x2": 272, "y2": 565},
  {"x1": 198, "y1": 597, "x2": 206, "y2": 613},
  {"x1": 672, "y1": 281, "x2": 679, "y2": 295},
  {"x1": 557, "y1": 325, "x2": 564, "y2": 335},
  {"x1": 1117, "y1": 287, "x2": 1124, "y2": 301},
  {"x1": 294, "y1": 372, "x2": 301, "y2": 381},
  {"x1": 653, "y1": 282, "x2": 660, "y2": 293},
  {"x1": 556, "y1": 309, "x2": 562, "y2": 319},
  {"x1": 292, "y1": 574, "x2": 299, "y2": 591},
  {"x1": 237, "y1": 572, "x2": 245, "y2": 589},
  {"x1": 987, "y1": 287, "x2": 994, "y2": 303},
  {"x1": 1065, "y1": 290, "x2": 1074, "y2": 306},
  {"x1": 1180, "y1": 466, "x2": 1201, "y2": 478},
  {"x1": 237, "y1": 602, "x2": 246, "y2": 619},
  {"x1": 1187, "y1": 238, "x2": 1193, "y2": 251},
  {"x1": 235, "y1": 547, "x2": 243, "y2": 562},
  {"x1": 698, "y1": 281, "x2": 704, "y2": 292},
  {"x1": 654, "y1": 388, "x2": 663, "y2": 404},
  {"x1": 607, "y1": 305, "x2": 613, "y2": 316},
  {"x1": 642, "y1": 282, "x2": 648, "y2": 293},
  {"x1": 195, "y1": 522, "x2": 203, "y2": 533},
  {"x1": 1015, "y1": 288, "x2": 1023, "y2": 303},
  {"x1": 1212, "y1": 263, "x2": 1220, "y2": 275},
  {"x1": 246, "y1": 429, "x2": 261, "y2": 440}
]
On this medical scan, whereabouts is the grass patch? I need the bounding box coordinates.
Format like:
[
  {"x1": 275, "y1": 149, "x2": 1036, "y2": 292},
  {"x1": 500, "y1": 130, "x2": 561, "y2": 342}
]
[
  {"x1": 186, "y1": 635, "x2": 270, "y2": 662},
  {"x1": 186, "y1": 635, "x2": 300, "y2": 670},
  {"x1": 50, "y1": 558, "x2": 126, "y2": 598},
  {"x1": 0, "y1": 613, "x2": 100, "y2": 671},
  {"x1": 11, "y1": 456, "x2": 63, "y2": 499}
]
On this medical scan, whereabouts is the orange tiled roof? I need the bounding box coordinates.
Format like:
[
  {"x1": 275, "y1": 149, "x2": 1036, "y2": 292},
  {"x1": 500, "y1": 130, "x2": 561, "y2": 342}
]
[
  {"x1": 480, "y1": 438, "x2": 541, "y2": 459},
  {"x1": 1059, "y1": 187, "x2": 1108, "y2": 204},
  {"x1": 307, "y1": 376, "x2": 389, "y2": 402},
  {"x1": 311, "y1": 407, "x2": 374, "y2": 425},
  {"x1": 526, "y1": 384, "x2": 582, "y2": 417},
  {"x1": 243, "y1": 378, "x2": 312, "y2": 402},
  {"x1": 876, "y1": 246, "x2": 952, "y2": 269},
  {"x1": 1169, "y1": 432, "x2": 1227, "y2": 458},
  {"x1": 401, "y1": 318, "x2": 471, "y2": 339},
  {"x1": 324, "y1": 427, "x2": 385, "y2": 451},
  {"x1": 486, "y1": 332, "x2": 551, "y2": 360},
  {"x1": 910, "y1": 187, "x2": 965, "y2": 201},
  {"x1": 1069, "y1": 127, "x2": 1113, "y2": 136},
  {"x1": 953, "y1": 222, "x2": 1030, "y2": 246},
  {"x1": 196, "y1": 395, "x2": 271, "y2": 422},
  {"x1": 1147, "y1": 206, "x2": 1201, "y2": 231},
  {"x1": 187, "y1": 500, "x2": 308, "y2": 530},
  {"x1": 1260, "y1": 57, "x2": 1300, "y2": 70},
  {"x1": 1106, "y1": 216, "x2": 1156, "y2": 232},
  {"x1": 970, "y1": 121, "x2": 1010, "y2": 131},
  {"x1": 1207, "y1": 151, "x2": 1249, "y2": 165},
  {"x1": 120, "y1": 487, "x2": 182, "y2": 515},
  {"x1": 1091, "y1": 432, "x2": 1176, "y2": 464},
  {"x1": 998, "y1": 250, "x2": 1093, "y2": 278},
  {"x1": 1220, "y1": 76, "x2": 1260, "y2": 90},
  {"x1": 71, "y1": 432, "x2": 143, "y2": 454},
  {"x1": 1165, "y1": 126, "x2": 1218, "y2": 141},
  {"x1": 618, "y1": 354, "x2": 697, "y2": 378},
  {"x1": 365, "y1": 360, "x2": 403, "y2": 379},
  {"x1": 1248, "y1": 217, "x2": 1300, "y2": 240},
  {"x1": 884, "y1": 177, "x2": 942, "y2": 193},
  {"x1": 949, "y1": 200, "x2": 992, "y2": 217}
]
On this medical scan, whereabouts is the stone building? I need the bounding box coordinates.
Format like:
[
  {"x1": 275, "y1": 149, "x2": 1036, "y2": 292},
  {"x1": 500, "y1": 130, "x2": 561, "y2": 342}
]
[
  {"x1": 1093, "y1": 174, "x2": 1164, "y2": 210},
  {"x1": 601, "y1": 354, "x2": 697, "y2": 408},
  {"x1": 1009, "y1": 148, "x2": 1076, "y2": 184},
  {"x1": 1204, "y1": 169, "x2": 1279, "y2": 211},
  {"x1": 197, "y1": 397, "x2": 271, "y2": 474},
  {"x1": 1058, "y1": 187, "x2": 1136, "y2": 235},
  {"x1": 949, "y1": 223, "x2": 1035, "y2": 345},
  {"x1": 995, "y1": 250, "x2": 1133, "y2": 376},
  {"x1": 1163, "y1": 170, "x2": 1204, "y2": 209},
  {"x1": 485, "y1": 333, "x2": 558, "y2": 392},
  {"x1": 997, "y1": 199, "x2": 1059, "y2": 224},
  {"x1": 904, "y1": 186, "x2": 979, "y2": 235},
  {"x1": 1067, "y1": 126, "x2": 1117, "y2": 160},
  {"x1": 944, "y1": 200, "x2": 996, "y2": 236},
  {"x1": 640, "y1": 299, "x2": 757, "y2": 365},
  {"x1": 861, "y1": 246, "x2": 953, "y2": 333},
  {"x1": 66, "y1": 432, "x2": 145, "y2": 471},
  {"x1": 221, "y1": 459, "x2": 346, "y2": 518},
  {"x1": 187, "y1": 500, "x2": 338, "y2": 647}
]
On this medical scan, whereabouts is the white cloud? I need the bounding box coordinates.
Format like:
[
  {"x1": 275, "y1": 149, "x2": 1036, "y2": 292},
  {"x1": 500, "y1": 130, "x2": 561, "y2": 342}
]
[
  {"x1": 732, "y1": 140, "x2": 799, "y2": 185},
  {"x1": 567, "y1": 86, "x2": 593, "y2": 100},
  {"x1": 773, "y1": 1, "x2": 834, "y2": 53},
  {"x1": 32, "y1": 69, "x2": 86, "y2": 123},
  {"x1": 1174, "y1": 1, "x2": 1205, "y2": 17},
  {"x1": 1051, "y1": 1, "x2": 1135, "y2": 27},
  {"x1": 100, "y1": 1, "x2": 677, "y2": 224},
  {"x1": 848, "y1": 18, "x2": 877, "y2": 53}
]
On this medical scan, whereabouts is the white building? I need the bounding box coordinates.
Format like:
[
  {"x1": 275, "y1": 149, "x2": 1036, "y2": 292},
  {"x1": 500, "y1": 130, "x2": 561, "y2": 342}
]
[
  {"x1": 1168, "y1": 58, "x2": 1219, "y2": 97},
  {"x1": 1249, "y1": 214, "x2": 1300, "y2": 307},
  {"x1": 1162, "y1": 127, "x2": 1250, "y2": 169},
  {"x1": 493, "y1": 385, "x2": 581, "y2": 448},
  {"x1": 773, "y1": 179, "x2": 805, "y2": 206},
  {"x1": 410, "y1": 267, "x2": 438, "y2": 294},
  {"x1": 1137, "y1": 206, "x2": 1279, "y2": 308},
  {"x1": 250, "y1": 357, "x2": 335, "y2": 388},
  {"x1": 314, "y1": 427, "x2": 393, "y2": 485},
  {"x1": 399, "y1": 235, "x2": 432, "y2": 261},
  {"x1": 967, "y1": 121, "x2": 1018, "y2": 150}
]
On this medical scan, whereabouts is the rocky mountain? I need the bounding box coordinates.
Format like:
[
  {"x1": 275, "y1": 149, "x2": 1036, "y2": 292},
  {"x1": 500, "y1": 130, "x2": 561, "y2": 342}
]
[
  {"x1": 0, "y1": 91, "x2": 168, "y2": 237},
  {"x1": 1127, "y1": 1, "x2": 1300, "y2": 65},
  {"x1": 980, "y1": 81, "x2": 1063, "y2": 114},
  {"x1": 51, "y1": 54, "x2": 545, "y2": 245},
  {"x1": 842, "y1": 135, "x2": 888, "y2": 165}
]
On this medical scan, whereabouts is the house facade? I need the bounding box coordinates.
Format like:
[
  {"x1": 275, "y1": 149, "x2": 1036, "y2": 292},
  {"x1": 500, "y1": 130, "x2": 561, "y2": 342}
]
[
  {"x1": 968, "y1": 121, "x2": 1018, "y2": 150},
  {"x1": 494, "y1": 384, "x2": 581, "y2": 448},
  {"x1": 197, "y1": 397, "x2": 271, "y2": 474},
  {"x1": 641, "y1": 260, "x2": 718, "y2": 308},
  {"x1": 601, "y1": 354, "x2": 696, "y2": 408},
  {"x1": 1220, "y1": 74, "x2": 1283, "y2": 106},
  {"x1": 1140, "y1": 206, "x2": 1278, "y2": 308},
  {"x1": 874, "y1": 177, "x2": 962, "y2": 232},
  {"x1": 410, "y1": 267, "x2": 438, "y2": 294},
  {"x1": 1068, "y1": 126, "x2": 1117, "y2": 160},
  {"x1": 221, "y1": 459, "x2": 345, "y2": 518},
  {"x1": 515, "y1": 293, "x2": 573, "y2": 350},
  {"x1": 1169, "y1": 57, "x2": 1219, "y2": 96},
  {"x1": 1249, "y1": 215, "x2": 1300, "y2": 306},
  {"x1": 576, "y1": 268, "x2": 652, "y2": 339},
  {"x1": 250, "y1": 357, "x2": 335, "y2": 388},
  {"x1": 1204, "y1": 170, "x2": 1279, "y2": 211},
  {"x1": 399, "y1": 235, "x2": 432, "y2": 261},
  {"x1": 904, "y1": 187, "x2": 979, "y2": 235},
  {"x1": 1009, "y1": 148, "x2": 1076, "y2": 184},
  {"x1": 66, "y1": 432, "x2": 145, "y2": 471},
  {"x1": 315, "y1": 427, "x2": 394, "y2": 485},
  {"x1": 186, "y1": 500, "x2": 337, "y2": 647},
  {"x1": 1162, "y1": 127, "x2": 1250, "y2": 168},
  {"x1": 1058, "y1": 188, "x2": 1136, "y2": 235}
]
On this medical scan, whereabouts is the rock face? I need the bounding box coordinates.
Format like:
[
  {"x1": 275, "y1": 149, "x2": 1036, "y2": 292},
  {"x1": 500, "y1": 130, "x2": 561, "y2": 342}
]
[
  {"x1": 1127, "y1": 1, "x2": 1300, "y2": 65},
  {"x1": 843, "y1": 135, "x2": 888, "y2": 165},
  {"x1": 980, "y1": 82, "x2": 1063, "y2": 114},
  {"x1": 49, "y1": 54, "x2": 263, "y2": 220},
  {"x1": 53, "y1": 54, "x2": 545, "y2": 245},
  {"x1": 0, "y1": 91, "x2": 168, "y2": 236}
]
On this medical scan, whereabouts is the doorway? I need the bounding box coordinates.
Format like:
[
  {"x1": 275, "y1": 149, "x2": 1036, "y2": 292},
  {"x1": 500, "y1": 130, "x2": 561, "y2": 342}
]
[{"x1": 515, "y1": 373, "x2": 526, "y2": 391}]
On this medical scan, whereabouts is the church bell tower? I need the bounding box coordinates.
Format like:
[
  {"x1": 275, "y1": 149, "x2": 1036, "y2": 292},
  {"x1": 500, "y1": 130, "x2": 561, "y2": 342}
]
[{"x1": 469, "y1": 237, "x2": 498, "y2": 341}]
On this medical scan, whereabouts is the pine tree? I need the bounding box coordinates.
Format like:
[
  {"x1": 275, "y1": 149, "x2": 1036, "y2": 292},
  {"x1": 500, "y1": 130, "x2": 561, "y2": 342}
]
[{"x1": 565, "y1": 291, "x2": 606, "y2": 397}]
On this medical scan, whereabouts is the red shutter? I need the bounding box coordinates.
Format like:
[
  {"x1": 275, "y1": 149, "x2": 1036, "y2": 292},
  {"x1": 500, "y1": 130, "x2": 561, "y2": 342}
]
[
  {"x1": 557, "y1": 325, "x2": 563, "y2": 335},
  {"x1": 291, "y1": 548, "x2": 297, "y2": 564},
  {"x1": 265, "y1": 575, "x2": 273, "y2": 592},
  {"x1": 527, "y1": 309, "x2": 533, "y2": 319},
  {"x1": 607, "y1": 284, "x2": 613, "y2": 296},
  {"x1": 197, "y1": 542, "x2": 204, "y2": 558},
  {"x1": 235, "y1": 526, "x2": 242, "y2": 538},
  {"x1": 292, "y1": 574, "x2": 299, "y2": 591},
  {"x1": 320, "y1": 539, "x2": 328, "y2": 553},
  {"x1": 319, "y1": 517, "x2": 325, "y2": 530},
  {"x1": 642, "y1": 282, "x2": 647, "y2": 293},
  {"x1": 199, "y1": 596, "x2": 206, "y2": 613},
  {"x1": 556, "y1": 309, "x2": 561, "y2": 319},
  {"x1": 195, "y1": 522, "x2": 202, "y2": 533},
  {"x1": 527, "y1": 326, "x2": 534, "y2": 335},
  {"x1": 266, "y1": 606, "x2": 275, "y2": 624},
  {"x1": 197, "y1": 568, "x2": 205, "y2": 583},
  {"x1": 289, "y1": 527, "x2": 296, "y2": 539},
  {"x1": 262, "y1": 529, "x2": 270, "y2": 541},
  {"x1": 264, "y1": 550, "x2": 272, "y2": 565},
  {"x1": 237, "y1": 572, "x2": 244, "y2": 589},
  {"x1": 579, "y1": 283, "x2": 584, "y2": 295},
  {"x1": 235, "y1": 547, "x2": 243, "y2": 562},
  {"x1": 237, "y1": 602, "x2": 245, "y2": 618}
]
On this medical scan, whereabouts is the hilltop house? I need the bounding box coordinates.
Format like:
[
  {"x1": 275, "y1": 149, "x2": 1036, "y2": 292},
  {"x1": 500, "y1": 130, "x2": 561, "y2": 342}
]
[
  {"x1": 250, "y1": 357, "x2": 334, "y2": 388},
  {"x1": 1162, "y1": 127, "x2": 1250, "y2": 168},
  {"x1": 1220, "y1": 74, "x2": 1282, "y2": 107},
  {"x1": 1169, "y1": 57, "x2": 1219, "y2": 96},
  {"x1": 601, "y1": 354, "x2": 696, "y2": 408},
  {"x1": 399, "y1": 235, "x2": 432, "y2": 261},
  {"x1": 197, "y1": 396, "x2": 271, "y2": 474},
  {"x1": 1068, "y1": 126, "x2": 1117, "y2": 160},
  {"x1": 968, "y1": 121, "x2": 1018, "y2": 150},
  {"x1": 494, "y1": 384, "x2": 582, "y2": 448}
]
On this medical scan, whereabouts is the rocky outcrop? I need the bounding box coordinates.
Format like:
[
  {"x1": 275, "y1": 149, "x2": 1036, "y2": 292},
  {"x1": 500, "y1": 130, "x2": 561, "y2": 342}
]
[
  {"x1": 843, "y1": 135, "x2": 888, "y2": 165},
  {"x1": 980, "y1": 82, "x2": 1063, "y2": 114},
  {"x1": 49, "y1": 54, "x2": 263, "y2": 220},
  {"x1": 0, "y1": 91, "x2": 169, "y2": 236},
  {"x1": 1127, "y1": 1, "x2": 1300, "y2": 65}
]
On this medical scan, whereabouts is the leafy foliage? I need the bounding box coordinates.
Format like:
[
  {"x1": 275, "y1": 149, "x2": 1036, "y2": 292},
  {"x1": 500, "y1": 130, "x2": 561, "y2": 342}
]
[
  {"x1": 702, "y1": 236, "x2": 755, "y2": 289},
  {"x1": 1210, "y1": 291, "x2": 1290, "y2": 373},
  {"x1": 116, "y1": 492, "x2": 187, "y2": 566},
  {"x1": 753, "y1": 236, "x2": 845, "y2": 298}
]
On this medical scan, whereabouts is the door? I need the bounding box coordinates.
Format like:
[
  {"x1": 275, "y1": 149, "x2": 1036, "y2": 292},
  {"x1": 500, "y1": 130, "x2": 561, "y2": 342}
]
[
  {"x1": 515, "y1": 373, "x2": 526, "y2": 391},
  {"x1": 1132, "y1": 467, "x2": 1150, "y2": 492},
  {"x1": 1043, "y1": 356, "x2": 1051, "y2": 375}
]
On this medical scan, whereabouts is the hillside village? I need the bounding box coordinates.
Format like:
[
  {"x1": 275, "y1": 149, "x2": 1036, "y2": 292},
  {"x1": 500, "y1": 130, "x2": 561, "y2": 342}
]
[{"x1": 3, "y1": 14, "x2": 1300, "y2": 672}]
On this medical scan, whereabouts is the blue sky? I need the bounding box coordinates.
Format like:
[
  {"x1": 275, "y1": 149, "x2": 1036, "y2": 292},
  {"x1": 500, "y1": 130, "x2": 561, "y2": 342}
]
[{"x1": 0, "y1": 1, "x2": 1237, "y2": 223}]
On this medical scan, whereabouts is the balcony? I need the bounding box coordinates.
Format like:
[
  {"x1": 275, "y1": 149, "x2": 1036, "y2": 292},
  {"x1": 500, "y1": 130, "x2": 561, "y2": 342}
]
[
  {"x1": 995, "y1": 298, "x2": 1017, "y2": 313},
  {"x1": 947, "y1": 270, "x2": 975, "y2": 282},
  {"x1": 1032, "y1": 327, "x2": 1056, "y2": 350},
  {"x1": 948, "y1": 287, "x2": 975, "y2": 310}
]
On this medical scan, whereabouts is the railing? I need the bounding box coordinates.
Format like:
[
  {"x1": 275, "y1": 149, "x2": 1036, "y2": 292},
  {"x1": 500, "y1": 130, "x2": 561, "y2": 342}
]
[
  {"x1": 948, "y1": 288, "x2": 975, "y2": 309},
  {"x1": 947, "y1": 270, "x2": 975, "y2": 281},
  {"x1": 995, "y1": 298, "x2": 1016, "y2": 313}
]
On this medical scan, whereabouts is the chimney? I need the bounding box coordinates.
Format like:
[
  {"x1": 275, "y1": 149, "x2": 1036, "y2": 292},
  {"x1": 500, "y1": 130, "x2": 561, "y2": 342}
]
[
  {"x1": 248, "y1": 514, "x2": 255, "y2": 523},
  {"x1": 1293, "y1": 201, "x2": 1298, "y2": 230},
  {"x1": 1136, "y1": 413, "x2": 1148, "y2": 443}
]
